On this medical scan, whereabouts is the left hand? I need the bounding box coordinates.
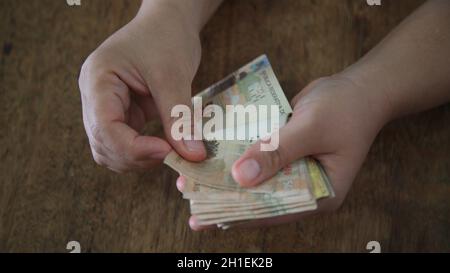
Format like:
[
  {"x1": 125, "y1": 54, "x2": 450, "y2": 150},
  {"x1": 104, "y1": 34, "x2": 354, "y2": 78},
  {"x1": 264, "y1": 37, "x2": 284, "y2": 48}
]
[{"x1": 176, "y1": 73, "x2": 392, "y2": 230}]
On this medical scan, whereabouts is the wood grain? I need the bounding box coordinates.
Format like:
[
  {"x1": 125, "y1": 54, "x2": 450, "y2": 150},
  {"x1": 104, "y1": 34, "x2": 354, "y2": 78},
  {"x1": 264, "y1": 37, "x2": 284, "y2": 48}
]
[{"x1": 0, "y1": 0, "x2": 449, "y2": 252}]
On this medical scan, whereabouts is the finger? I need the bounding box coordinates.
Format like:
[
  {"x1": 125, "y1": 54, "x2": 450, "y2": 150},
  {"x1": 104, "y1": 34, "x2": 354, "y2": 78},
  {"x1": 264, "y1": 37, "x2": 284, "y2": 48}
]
[
  {"x1": 176, "y1": 176, "x2": 186, "y2": 192},
  {"x1": 177, "y1": 178, "x2": 217, "y2": 231},
  {"x1": 86, "y1": 93, "x2": 171, "y2": 161},
  {"x1": 147, "y1": 74, "x2": 206, "y2": 162},
  {"x1": 92, "y1": 148, "x2": 162, "y2": 173},
  {"x1": 82, "y1": 72, "x2": 171, "y2": 167},
  {"x1": 175, "y1": 177, "x2": 218, "y2": 231},
  {"x1": 84, "y1": 96, "x2": 169, "y2": 163},
  {"x1": 131, "y1": 158, "x2": 163, "y2": 170},
  {"x1": 231, "y1": 117, "x2": 318, "y2": 187},
  {"x1": 96, "y1": 121, "x2": 171, "y2": 162},
  {"x1": 92, "y1": 150, "x2": 128, "y2": 173},
  {"x1": 189, "y1": 216, "x2": 217, "y2": 231}
]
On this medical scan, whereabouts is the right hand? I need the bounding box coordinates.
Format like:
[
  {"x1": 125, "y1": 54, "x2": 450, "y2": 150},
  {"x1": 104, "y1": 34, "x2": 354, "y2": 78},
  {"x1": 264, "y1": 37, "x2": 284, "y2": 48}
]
[{"x1": 78, "y1": 3, "x2": 206, "y2": 173}]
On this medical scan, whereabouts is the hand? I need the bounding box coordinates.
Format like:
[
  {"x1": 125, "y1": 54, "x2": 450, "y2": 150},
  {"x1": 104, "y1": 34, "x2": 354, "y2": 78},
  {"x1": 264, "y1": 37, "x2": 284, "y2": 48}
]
[
  {"x1": 78, "y1": 2, "x2": 207, "y2": 173},
  {"x1": 178, "y1": 74, "x2": 391, "y2": 230}
]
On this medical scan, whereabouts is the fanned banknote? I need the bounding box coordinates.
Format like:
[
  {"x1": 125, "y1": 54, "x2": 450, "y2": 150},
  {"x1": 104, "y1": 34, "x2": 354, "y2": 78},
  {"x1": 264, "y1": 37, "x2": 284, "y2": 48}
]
[{"x1": 164, "y1": 55, "x2": 334, "y2": 228}]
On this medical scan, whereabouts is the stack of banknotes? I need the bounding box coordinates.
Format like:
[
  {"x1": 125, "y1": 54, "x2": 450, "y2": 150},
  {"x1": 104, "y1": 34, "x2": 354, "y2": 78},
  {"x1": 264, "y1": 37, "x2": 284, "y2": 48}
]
[{"x1": 165, "y1": 55, "x2": 334, "y2": 229}]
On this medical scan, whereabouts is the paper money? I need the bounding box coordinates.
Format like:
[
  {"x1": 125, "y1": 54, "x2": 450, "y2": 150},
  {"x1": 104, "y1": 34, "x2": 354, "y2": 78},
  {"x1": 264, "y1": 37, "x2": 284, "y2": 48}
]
[{"x1": 164, "y1": 55, "x2": 334, "y2": 228}]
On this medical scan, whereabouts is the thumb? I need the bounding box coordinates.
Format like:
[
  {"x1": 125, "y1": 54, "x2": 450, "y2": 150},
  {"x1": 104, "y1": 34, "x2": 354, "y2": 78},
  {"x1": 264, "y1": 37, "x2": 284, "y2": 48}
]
[
  {"x1": 150, "y1": 77, "x2": 206, "y2": 162},
  {"x1": 231, "y1": 118, "x2": 317, "y2": 187}
]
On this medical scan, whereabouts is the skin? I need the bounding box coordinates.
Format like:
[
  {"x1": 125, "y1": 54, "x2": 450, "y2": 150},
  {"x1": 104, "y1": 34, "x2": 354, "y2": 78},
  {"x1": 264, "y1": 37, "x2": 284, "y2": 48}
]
[
  {"x1": 79, "y1": 0, "x2": 222, "y2": 172},
  {"x1": 182, "y1": 0, "x2": 450, "y2": 230},
  {"x1": 79, "y1": 0, "x2": 450, "y2": 230}
]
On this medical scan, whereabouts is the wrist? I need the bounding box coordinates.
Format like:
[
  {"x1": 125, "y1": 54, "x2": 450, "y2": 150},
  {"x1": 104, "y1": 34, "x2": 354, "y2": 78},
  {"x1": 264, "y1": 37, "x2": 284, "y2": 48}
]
[
  {"x1": 138, "y1": 0, "x2": 221, "y2": 34},
  {"x1": 337, "y1": 64, "x2": 394, "y2": 130}
]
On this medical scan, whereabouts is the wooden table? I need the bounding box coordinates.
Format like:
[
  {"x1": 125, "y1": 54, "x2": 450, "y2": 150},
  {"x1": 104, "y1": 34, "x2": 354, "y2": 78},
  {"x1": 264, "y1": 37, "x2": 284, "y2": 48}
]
[{"x1": 1, "y1": 0, "x2": 449, "y2": 252}]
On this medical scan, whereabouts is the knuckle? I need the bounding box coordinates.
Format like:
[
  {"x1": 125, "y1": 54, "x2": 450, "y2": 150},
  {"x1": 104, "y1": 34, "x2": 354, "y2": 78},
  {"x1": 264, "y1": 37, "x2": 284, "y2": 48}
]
[
  {"x1": 109, "y1": 166, "x2": 128, "y2": 174},
  {"x1": 79, "y1": 54, "x2": 97, "y2": 88},
  {"x1": 78, "y1": 63, "x2": 88, "y2": 90},
  {"x1": 92, "y1": 152, "x2": 106, "y2": 167},
  {"x1": 262, "y1": 145, "x2": 287, "y2": 172},
  {"x1": 82, "y1": 51, "x2": 105, "y2": 72},
  {"x1": 79, "y1": 51, "x2": 110, "y2": 93},
  {"x1": 89, "y1": 138, "x2": 102, "y2": 154},
  {"x1": 248, "y1": 142, "x2": 289, "y2": 173},
  {"x1": 270, "y1": 148, "x2": 284, "y2": 169},
  {"x1": 90, "y1": 123, "x2": 104, "y2": 143},
  {"x1": 90, "y1": 139, "x2": 106, "y2": 157}
]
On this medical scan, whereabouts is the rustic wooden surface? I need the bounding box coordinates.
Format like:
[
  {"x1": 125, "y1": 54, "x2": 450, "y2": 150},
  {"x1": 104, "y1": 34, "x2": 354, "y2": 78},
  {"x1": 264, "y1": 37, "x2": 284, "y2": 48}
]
[{"x1": 1, "y1": 0, "x2": 449, "y2": 253}]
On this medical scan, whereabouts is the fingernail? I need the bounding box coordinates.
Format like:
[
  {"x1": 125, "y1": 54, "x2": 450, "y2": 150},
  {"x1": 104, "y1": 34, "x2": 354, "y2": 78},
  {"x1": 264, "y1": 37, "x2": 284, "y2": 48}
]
[
  {"x1": 184, "y1": 140, "x2": 205, "y2": 154},
  {"x1": 236, "y1": 159, "x2": 261, "y2": 183}
]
